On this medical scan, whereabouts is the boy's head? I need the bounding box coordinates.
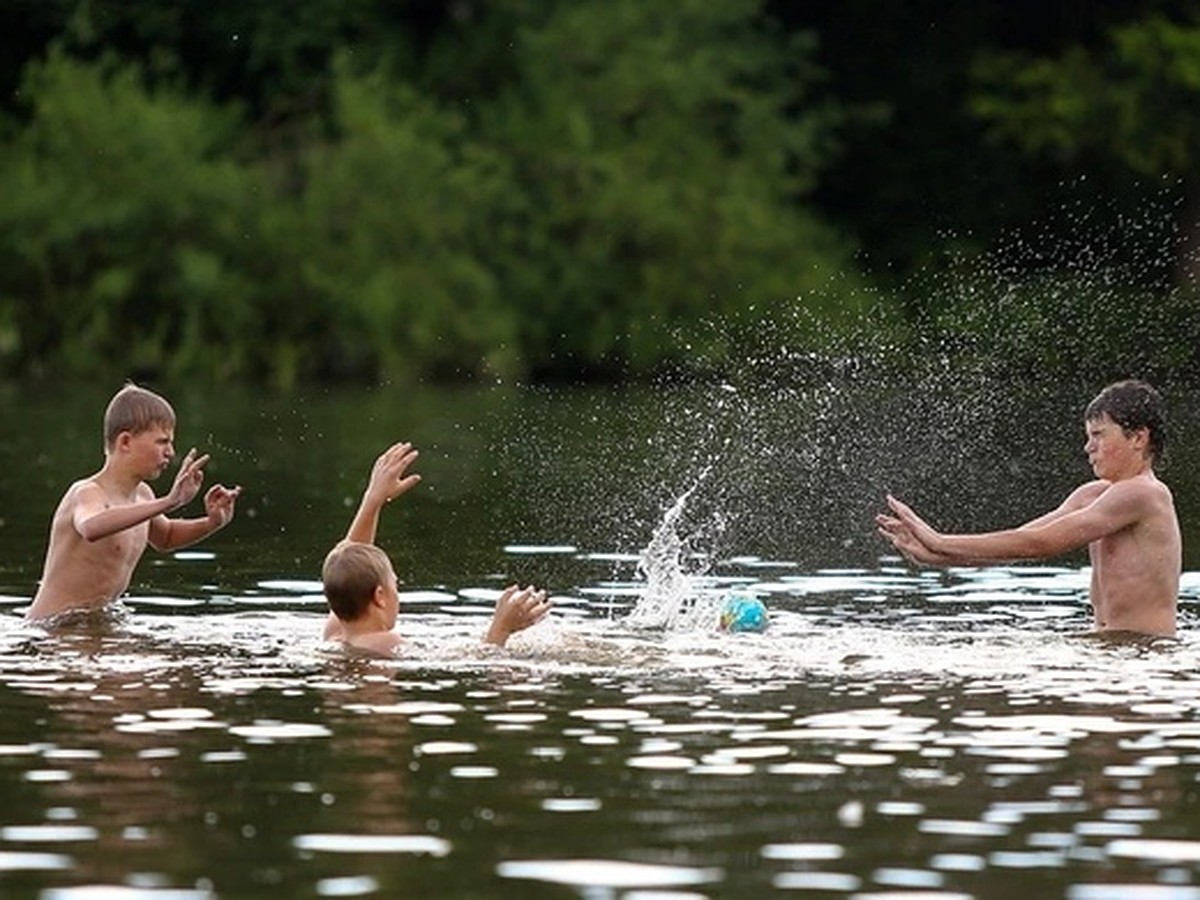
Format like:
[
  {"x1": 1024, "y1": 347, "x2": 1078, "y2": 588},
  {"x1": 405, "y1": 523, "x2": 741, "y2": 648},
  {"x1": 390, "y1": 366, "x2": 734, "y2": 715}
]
[
  {"x1": 104, "y1": 383, "x2": 175, "y2": 450},
  {"x1": 1085, "y1": 380, "x2": 1165, "y2": 463},
  {"x1": 322, "y1": 540, "x2": 397, "y2": 623}
]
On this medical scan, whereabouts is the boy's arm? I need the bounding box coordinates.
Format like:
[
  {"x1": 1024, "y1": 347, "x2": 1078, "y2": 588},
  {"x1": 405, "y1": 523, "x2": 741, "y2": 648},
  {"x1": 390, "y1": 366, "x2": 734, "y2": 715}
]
[
  {"x1": 1016, "y1": 480, "x2": 1110, "y2": 531},
  {"x1": 886, "y1": 483, "x2": 1149, "y2": 564},
  {"x1": 74, "y1": 482, "x2": 176, "y2": 542},
  {"x1": 149, "y1": 483, "x2": 242, "y2": 551},
  {"x1": 484, "y1": 585, "x2": 551, "y2": 646},
  {"x1": 345, "y1": 442, "x2": 421, "y2": 544},
  {"x1": 878, "y1": 481, "x2": 1114, "y2": 565},
  {"x1": 75, "y1": 450, "x2": 210, "y2": 543}
]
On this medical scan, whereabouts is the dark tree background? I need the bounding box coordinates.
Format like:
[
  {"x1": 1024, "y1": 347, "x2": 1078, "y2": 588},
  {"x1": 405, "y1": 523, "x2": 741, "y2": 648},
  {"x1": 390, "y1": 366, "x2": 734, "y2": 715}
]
[{"x1": 0, "y1": 0, "x2": 1196, "y2": 386}]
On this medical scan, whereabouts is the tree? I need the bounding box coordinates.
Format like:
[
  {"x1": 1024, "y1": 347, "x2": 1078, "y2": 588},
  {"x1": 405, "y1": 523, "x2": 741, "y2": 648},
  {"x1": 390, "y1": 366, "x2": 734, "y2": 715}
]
[
  {"x1": 971, "y1": 11, "x2": 1200, "y2": 284},
  {"x1": 292, "y1": 57, "x2": 519, "y2": 382},
  {"x1": 471, "y1": 0, "x2": 867, "y2": 377},
  {"x1": 0, "y1": 48, "x2": 265, "y2": 380}
]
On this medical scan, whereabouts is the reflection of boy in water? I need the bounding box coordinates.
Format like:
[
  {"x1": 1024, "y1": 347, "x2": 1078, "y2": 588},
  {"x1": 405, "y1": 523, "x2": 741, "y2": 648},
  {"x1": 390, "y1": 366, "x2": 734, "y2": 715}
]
[
  {"x1": 877, "y1": 380, "x2": 1181, "y2": 637},
  {"x1": 28, "y1": 383, "x2": 241, "y2": 621},
  {"x1": 321, "y1": 441, "x2": 551, "y2": 656}
]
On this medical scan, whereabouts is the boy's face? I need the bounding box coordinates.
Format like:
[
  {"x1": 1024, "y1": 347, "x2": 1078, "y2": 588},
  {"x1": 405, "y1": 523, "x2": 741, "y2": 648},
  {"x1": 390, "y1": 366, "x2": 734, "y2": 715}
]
[
  {"x1": 1084, "y1": 413, "x2": 1146, "y2": 480},
  {"x1": 120, "y1": 424, "x2": 176, "y2": 480}
]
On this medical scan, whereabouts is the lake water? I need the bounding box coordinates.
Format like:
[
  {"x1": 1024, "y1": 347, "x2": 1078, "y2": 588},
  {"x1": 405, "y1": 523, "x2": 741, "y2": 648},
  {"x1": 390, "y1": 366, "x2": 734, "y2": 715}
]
[{"x1": 2, "y1": 371, "x2": 1200, "y2": 898}]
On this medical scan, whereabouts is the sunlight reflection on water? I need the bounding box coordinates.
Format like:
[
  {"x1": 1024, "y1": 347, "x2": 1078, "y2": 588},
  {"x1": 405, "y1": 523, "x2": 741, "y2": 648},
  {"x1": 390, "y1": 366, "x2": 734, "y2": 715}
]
[{"x1": 2, "y1": 550, "x2": 1200, "y2": 896}]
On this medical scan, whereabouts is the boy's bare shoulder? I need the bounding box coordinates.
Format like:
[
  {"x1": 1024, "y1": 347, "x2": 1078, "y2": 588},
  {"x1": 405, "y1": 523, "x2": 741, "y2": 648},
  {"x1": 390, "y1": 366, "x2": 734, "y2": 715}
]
[
  {"x1": 1101, "y1": 472, "x2": 1177, "y2": 517},
  {"x1": 52, "y1": 478, "x2": 99, "y2": 513}
]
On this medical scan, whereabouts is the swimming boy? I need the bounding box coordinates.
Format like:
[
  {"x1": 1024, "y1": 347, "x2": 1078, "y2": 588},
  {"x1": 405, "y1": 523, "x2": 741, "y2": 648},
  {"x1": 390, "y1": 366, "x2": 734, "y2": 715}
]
[
  {"x1": 876, "y1": 380, "x2": 1181, "y2": 637},
  {"x1": 28, "y1": 383, "x2": 242, "y2": 621},
  {"x1": 321, "y1": 441, "x2": 551, "y2": 655}
]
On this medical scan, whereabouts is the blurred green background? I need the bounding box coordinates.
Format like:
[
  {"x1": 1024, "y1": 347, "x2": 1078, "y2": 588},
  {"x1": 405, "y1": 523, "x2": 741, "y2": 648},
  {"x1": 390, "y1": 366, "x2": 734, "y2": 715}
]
[{"x1": 1, "y1": 0, "x2": 1197, "y2": 388}]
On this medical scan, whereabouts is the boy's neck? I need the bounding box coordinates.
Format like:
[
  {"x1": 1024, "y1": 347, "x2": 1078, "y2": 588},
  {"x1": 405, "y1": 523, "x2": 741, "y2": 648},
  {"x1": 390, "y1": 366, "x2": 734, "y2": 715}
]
[
  {"x1": 94, "y1": 457, "x2": 145, "y2": 497},
  {"x1": 1111, "y1": 458, "x2": 1155, "y2": 483}
]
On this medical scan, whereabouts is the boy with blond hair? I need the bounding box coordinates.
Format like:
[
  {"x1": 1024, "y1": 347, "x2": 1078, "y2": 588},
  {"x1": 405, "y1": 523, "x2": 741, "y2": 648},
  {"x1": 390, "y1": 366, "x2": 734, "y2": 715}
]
[
  {"x1": 322, "y1": 441, "x2": 551, "y2": 655},
  {"x1": 29, "y1": 382, "x2": 241, "y2": 621}
]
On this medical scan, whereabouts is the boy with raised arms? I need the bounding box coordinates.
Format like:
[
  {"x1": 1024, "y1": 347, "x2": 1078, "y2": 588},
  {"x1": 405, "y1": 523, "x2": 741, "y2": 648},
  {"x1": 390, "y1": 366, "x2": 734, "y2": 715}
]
[
  {"x1": 322, "y1": 441, "x2": 551, "y2": 655},
  {"x1": 28, "y1": 383, "x2": 242, "y2": 621},
  {"x1": 876, "y1": 379, "x2": 1181, "y2": 637}
]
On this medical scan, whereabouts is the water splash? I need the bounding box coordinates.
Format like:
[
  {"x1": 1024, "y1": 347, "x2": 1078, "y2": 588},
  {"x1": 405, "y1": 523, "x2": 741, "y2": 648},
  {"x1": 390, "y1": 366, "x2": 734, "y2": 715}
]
[{"x1": 625, "y1": 469, "x2": 727, "y2": 631}]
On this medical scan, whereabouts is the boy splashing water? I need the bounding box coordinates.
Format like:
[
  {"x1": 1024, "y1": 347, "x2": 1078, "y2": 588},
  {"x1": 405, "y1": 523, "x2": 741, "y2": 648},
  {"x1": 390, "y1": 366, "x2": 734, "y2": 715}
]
[
  {"x1": 877, "y1": 380, "x2": 1181, "y2": 637},
  {"x1": 321, "y1": 441, "x2": 551, "y2": 656},
  {"x1": 29, "y1": 383, "x2": 241, "y2": 621}
]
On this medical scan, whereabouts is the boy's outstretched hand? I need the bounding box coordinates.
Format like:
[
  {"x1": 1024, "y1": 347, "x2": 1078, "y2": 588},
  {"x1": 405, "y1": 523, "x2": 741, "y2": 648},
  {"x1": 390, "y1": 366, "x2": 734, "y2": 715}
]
[
  {"x1": 485, "y1": 585, "x2": 552, "y2": 646},
  {"x1": 204, "y1": 483, "x2": 242, "y2": 529},
  {"x1": 876, "y1": 495, "x2": 946, "y2": 565}
]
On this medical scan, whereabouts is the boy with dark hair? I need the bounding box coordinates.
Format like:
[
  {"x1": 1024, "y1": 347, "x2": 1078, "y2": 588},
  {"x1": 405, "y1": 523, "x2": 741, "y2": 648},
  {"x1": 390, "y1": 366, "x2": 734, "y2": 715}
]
[
  {"x1": 29, "y1": 382, "x2": 241, "y2": 621},
  {"x1": 877, "y1": 379, "x2": 1181, "y2": 637},
  {"x1": 322, "y1": 441, "x2": 550, "y2": 655}
]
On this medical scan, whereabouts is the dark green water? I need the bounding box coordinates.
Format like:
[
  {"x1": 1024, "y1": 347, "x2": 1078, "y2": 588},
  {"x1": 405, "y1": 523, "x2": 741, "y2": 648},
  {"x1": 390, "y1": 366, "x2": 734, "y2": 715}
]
[{"x1": 1, "y1": 373, "x2": 1200, "y2": 898}]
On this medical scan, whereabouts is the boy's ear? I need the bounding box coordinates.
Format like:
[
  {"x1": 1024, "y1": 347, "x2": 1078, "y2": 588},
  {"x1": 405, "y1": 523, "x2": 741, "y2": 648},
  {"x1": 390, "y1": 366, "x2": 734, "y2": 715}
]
[
  {"x1": 371, "y1": 584, "x2": 388, "y2": 609},
  {"x1": 113, "y1": 431, "x2": 133, "y2": 452}
]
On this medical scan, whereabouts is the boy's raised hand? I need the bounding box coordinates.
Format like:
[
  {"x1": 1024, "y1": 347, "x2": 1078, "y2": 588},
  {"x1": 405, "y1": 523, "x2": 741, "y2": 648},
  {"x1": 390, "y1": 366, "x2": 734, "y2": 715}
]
[
  {"x1": 344, "y1": 441, "x2": 421, "y2": 545},
  {"x1": 204, "y1": 483, "x2": 242, "y2": 529},
  {"x1": 365, "y1": 441, "x2": 422, "y2": 505},
  {"x1": 167, "y1": 449, "x2": 209, "y2": 510}
]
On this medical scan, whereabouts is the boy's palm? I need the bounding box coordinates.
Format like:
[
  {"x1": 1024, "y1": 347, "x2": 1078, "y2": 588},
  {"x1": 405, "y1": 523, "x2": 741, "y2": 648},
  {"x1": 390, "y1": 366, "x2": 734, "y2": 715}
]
[
  {"x1": 367, "y1": 442, "x2": 421, "y2": 503},
  {"x1": 168, "y1": 449, "x2": 209, "y2": 508},
  {"x1": 205, "y1": 484, "x2": 242, "y2": 526}
]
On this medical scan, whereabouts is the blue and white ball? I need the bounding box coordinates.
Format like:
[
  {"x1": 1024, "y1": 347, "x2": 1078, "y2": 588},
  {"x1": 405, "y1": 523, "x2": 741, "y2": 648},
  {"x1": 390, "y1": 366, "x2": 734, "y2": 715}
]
[{"x1": 719, "y1": 594, "x2": 768, "y2": 633}]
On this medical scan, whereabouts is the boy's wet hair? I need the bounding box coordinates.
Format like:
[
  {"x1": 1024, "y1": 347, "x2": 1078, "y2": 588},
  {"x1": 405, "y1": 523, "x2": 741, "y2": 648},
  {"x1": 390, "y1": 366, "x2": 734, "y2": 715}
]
[
  {"x1": 1085, "y1": 379, "x2": 1166, "y2": 463},
  {"x1": 322, "y1": 540, "x2": 394, "y2": 621},
  {"x1": 103, "y1": 383, "x2": 176, "y2": 449}
]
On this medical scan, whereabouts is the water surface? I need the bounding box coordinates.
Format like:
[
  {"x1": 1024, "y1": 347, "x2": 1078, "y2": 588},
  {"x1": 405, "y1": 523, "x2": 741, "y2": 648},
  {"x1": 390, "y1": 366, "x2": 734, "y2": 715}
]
[{"x1": 1, "y1": 376, "x2": 1199, "y2": 898}]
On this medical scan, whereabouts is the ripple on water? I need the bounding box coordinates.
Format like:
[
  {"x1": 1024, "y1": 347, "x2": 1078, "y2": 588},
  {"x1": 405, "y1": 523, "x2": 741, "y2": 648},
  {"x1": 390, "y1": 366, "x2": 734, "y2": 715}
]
[
  {"x1": 0, "y1": 850, "x2": 74, "y2": 871},
  {"x1": 293, "y1": 834, "x2": 451, "y2": 856},
  {"x1": 496, "y1": 858, "x2": 723, "y2": 890},
  {"x1": 1066, "y1": 886, "x2": 1200, "y2": 900},
  {"x1": 41, "y1": 890, "x2": 216, "y2": 899}
]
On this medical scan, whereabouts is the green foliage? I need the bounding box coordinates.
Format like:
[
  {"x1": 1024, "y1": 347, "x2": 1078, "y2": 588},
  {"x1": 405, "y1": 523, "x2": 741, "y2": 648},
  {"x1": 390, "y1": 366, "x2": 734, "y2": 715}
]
[
  {"x1": 0, "y1": 47, "x2": 264, "y2": 380},
  {"x1": 0, "y1": 0, "x2": 870, "y2": 386},
  {"x1": 19, "y1": 0, "x2": 1200, "y2": 386},
  {"x1": 476, "y1": 0, "x2": 865, "y2": 376},
  {"x1": 294, "y1": 58, "x2": 519, "y2": 382},
  {"x1": 971, "y1": 14, "x2": 1200, "y2": 175},
  {"x1": 928, "y1": 272, "x2": 1200, "y2": 380}
]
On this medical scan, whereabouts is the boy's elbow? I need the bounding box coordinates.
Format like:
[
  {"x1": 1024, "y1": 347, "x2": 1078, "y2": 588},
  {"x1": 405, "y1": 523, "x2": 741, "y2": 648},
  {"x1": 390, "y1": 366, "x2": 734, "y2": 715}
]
[
  {"x1": 78, "y1": 522, "x2": 109, "y2": 543},
  {"x1": 147, "y1": 528, "x2": 174, "y2": 552}
]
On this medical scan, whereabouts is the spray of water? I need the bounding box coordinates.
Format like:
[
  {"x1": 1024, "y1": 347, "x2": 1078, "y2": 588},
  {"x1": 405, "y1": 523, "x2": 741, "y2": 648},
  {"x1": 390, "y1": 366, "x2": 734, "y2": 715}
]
[
  {"x1": 624, "y1": 468, "x2": 729, "y2": 630},
  {"x1": 491, "y1": 189, "x2": 1196, "y2": 614}
]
